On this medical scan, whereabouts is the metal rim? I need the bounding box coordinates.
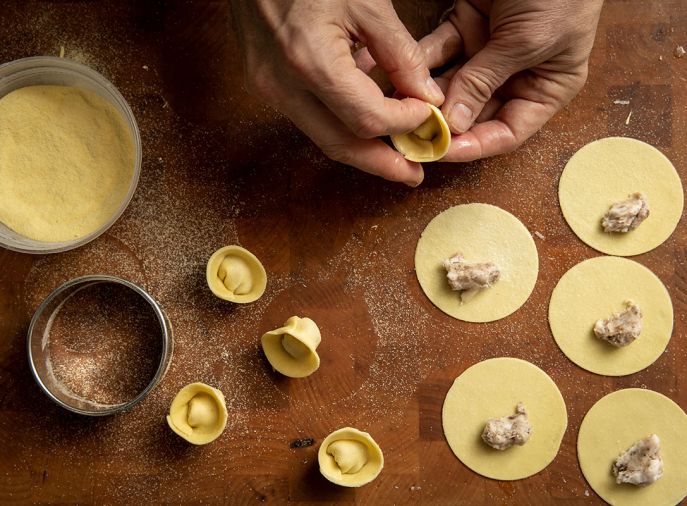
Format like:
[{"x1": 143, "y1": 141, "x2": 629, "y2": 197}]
[{"x1": 27, "y1": 275, "x2": 172, "y2": 416}]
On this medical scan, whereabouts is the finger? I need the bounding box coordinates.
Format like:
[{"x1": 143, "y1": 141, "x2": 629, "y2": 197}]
[
  {"x1": 282, "y1": 89, "x2": 425, "y2": 186},
  {"x1": 395, "y1": 71, "x2": 450, "y2": 98},
  {"x1": 352, "y1": 1, "x2": 444, "y2": 105},
  {"x1": 500, "y1": 66, "x2": 587, "y2": 109},
  {"x1": 441, "y1": 42, "x2": 524, "y2": 134},
  {"x1": 434, "y1": 75, "x2": 450, "y2": 95},
  {"x1": 439, "y1": 65, "x2": 460, "y2": 81},
  {"x1": 441, "y1": 98, "x2": 556, "y2": 162},
  {"x1": 298, "y1": 36, "x2": 433, "y2": 138},
  {"x1": 343, "y1": 137, "x2": 425, "y2": 186},
  {"x1": 402, "y1": 72, "x2": 500, "y2": 124},
  {"x1": 475, "y1": 95, "x2": 504, "y2": 123},
  {"x1": 436, "y1": 73, "x2": 502, "y2": 122},
  {"x1": 418, "y1": 21, "x2": 463, "y2": 69},
  {"x1": 448, "y1": 0, "x2": 490, "y2": 57},
  {"x1": 409, "y1": 73, "x2": 454, "y2": 99},
  {"x1": 313, "y1": 63, "x2": 433, "y2": 139},
  {"x1": 353, "y1": 46, "x2": 376, "y2": 74}
]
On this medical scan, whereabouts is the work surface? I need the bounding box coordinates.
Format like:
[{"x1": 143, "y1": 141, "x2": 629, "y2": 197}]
[{"x1": 1, "y1": 1, "x2": 686, "y2": 504}]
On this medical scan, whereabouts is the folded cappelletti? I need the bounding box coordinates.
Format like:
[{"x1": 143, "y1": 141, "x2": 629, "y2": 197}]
[
  {"x1": 261, "y1": 316, "x2": 321, "y2": 378},
  {"x1": 206, "y1": 245, "x2": 266, "y2": 303},
  {"x1": 318, "y1": 427, "x2": 384, "y2": 487},
  {"x1": 390, "y1": 103, "x2": 451, "y2": 162},
  {"x1": 167, "y1": 383, "x2": 228, "y2": 445}
]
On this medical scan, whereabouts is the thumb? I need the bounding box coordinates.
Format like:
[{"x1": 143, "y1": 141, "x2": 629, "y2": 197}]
[
  {"x1": 354, "y1": 2, "x2": 444, "y2": 105},
  {"x1": 441, "y1": 43, "x2": 521, "y2": 133}
]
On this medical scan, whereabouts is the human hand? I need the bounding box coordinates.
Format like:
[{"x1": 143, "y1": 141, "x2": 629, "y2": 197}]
[
  {"x1": 419, "y1": 0, "x2": 604, "y2": 162},
  {"x1": 230, "y1": 0, "x2": 445, "y2": 186}
]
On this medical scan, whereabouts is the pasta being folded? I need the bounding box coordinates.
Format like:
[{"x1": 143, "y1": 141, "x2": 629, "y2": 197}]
[{"x1": 390, "y1": 103, "x2": 451, "y2": 162}]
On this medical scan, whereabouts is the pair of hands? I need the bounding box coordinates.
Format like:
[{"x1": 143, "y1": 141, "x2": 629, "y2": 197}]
[{"x1": 232, "y1": 0, "x2": 604, "y2": 186}]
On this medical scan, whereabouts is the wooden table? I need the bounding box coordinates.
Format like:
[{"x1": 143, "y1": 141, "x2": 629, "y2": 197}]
[{"x1": 1, "y1": 1, "x2": 686, "y2": 504}]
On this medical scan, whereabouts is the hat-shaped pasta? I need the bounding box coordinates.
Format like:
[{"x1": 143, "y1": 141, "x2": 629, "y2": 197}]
[
  {"x1": 261, "y1": 316, "x2": 321, "y2": 378},
  {"x1": 318, "y1": 427, "x2": 384, "y2": 487},
  {"x1": 167, "y1": 383, "x2": 228, "y2": 445},
  {"x1": 390, "y1": 103, "x2": 451, "y2": 162},
  {"x1": 206, "y1": 245, "x2": 266, "y2": 303}
]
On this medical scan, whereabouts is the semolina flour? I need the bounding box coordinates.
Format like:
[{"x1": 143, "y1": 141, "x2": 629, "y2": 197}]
[{"x1": 0, "y1": 85, "x2": 134, "y2": 242}]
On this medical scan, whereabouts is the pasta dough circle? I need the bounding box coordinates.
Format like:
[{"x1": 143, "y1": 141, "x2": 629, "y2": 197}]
[
  {"x1": 548, "y1": 256, "x2": 673, "y2": 376},
  {"x1": 578, "y1": 389, "x2": 687, "y2": 506},
  {"x1": 415, "y1": 203, "x2": 539, "y2": 322},
  {"x1": 206, "y1": 245, "x2": 266, "y2": 303},
  {"x1": 167, "y1": 383, "x2": 228, "y2": 445},
  {"x1": 442, "y1": 357, "x2": 567, "y2": 480},
  {"x1": 559, "y1": 137, "x2": 683, "y2": 256},
  {"x1": 390, "y1": 104, "x2": 451, "y2": 162},
  {"x1": 318, "y1": 427, "x2": 384, "y2": 487},
  {"x1": 261, "y1": 316, "x2": 321, "y2": 378}
]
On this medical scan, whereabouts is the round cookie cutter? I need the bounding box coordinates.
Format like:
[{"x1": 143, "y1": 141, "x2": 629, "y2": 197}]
[
  {"x1": 27, "y1": 275, "x2": 173, "y2": 416},
  {"x1": 0, "y1": 56, "x2": 142, "y2": 254}
]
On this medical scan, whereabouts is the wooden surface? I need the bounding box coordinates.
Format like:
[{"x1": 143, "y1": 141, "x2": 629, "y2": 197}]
[{"x1": 1, "y1": 0, "x2": 686, "y2": 504}]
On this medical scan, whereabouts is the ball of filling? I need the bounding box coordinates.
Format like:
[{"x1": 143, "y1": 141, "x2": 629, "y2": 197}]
[
  {"x1": 187, "y1": 393, "x2": 219, "y2": 428},
  {"x1": 327, "y1": 440, "x2": 369, "y2": 474},
  {"x1": 281, "y1": 334, "x2": 310, "y2": 360},
  {"x1": 218, "y1": 256, "x2": 252, "y2": 295}
]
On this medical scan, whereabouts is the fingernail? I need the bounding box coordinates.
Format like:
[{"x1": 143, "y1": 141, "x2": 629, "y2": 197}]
[
  {"x1": 406, "y1": 167, "x2": 424, "y2": 187},
  {"x1": 449, "y1": 103, "x2": 473, "y2": 133},
  {"x1": 425, "y1": 77, "x2": 444, "y2": 103}
]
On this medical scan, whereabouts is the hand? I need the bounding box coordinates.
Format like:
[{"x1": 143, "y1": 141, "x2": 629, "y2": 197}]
[
  {"x1": 419, "y1": 0, "x2": 604, "y2": 162},
  {"x1": 230, "y1": 0, "x2": 445, "y2": 186}
]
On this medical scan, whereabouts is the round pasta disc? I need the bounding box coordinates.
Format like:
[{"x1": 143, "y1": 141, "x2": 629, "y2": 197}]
[
  {"x1": 415, "y1": 203, "x2": 538, "y2": 323},
  {"x1": 578, "y1": 388, "x2": 687, "y2": 506},
  {"x1": 548, "y1": 256, "x2": 673, "y2": 376},
  {"x1": 442, "y1": 357, "x2": 567, "y2": 480},
  {"x1": 559, "y1": 137, "x2": 683, "y2": 256}
]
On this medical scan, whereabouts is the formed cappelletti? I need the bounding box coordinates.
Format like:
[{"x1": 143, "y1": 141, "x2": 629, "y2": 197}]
[
  {"x1": 167, "y1": 382, "x2": 228, "y2": 445},
  {"x1": 206, "y1": 245, "x2": 266, "y2": 303},
  {"x1": 261, "y1": 316, "x2": 321, "y2": 378},
  {"x1": 318, "y1": 427, "x2": 384, "y2": 487}
]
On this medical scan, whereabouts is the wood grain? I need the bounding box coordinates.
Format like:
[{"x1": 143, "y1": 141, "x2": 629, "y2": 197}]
[{"x1": 1, "y1": 0, "x2": 686, "y2": 504}]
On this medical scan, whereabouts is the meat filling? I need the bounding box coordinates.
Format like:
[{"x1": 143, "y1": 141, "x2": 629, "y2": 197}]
[
  {"x1": 443, "y1": 253, "x2": 500, "y2": 292},
  {"x1": 602, "y1": 192, "x2": 649, "y2": 233},
  {"x1": 613, "y1": 434, "x2": 663, "y2": 486},
  {"x1": 481, "y1": 403, "x2": 532, "y2": 451},
  {"x1": 593, "y1": 301, "x2": 642, "y2": 347}
]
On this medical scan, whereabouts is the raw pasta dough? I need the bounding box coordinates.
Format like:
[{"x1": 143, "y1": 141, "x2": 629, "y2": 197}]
[
  {"x1": 261, "y1": 316, "x2": 321, "y2": 378},
  {"x1": 390, "y1": 104, "x2": 451, "y2": 162},
  {"x1": 578, "y1": 389, "x2": 687, "y2": 506},
  {"x1": 442, "y1": 357, "x2": 567, "y2": 480},
  {"x1": 415, "y1": 204, "x2": 538, "y2": 322},
  {"x1": 167, "y1": 382, "x2": 228, "y2": 445},
  {"x1": 206, "y1": 245, "x2": 266, "y2": 303},
  {"x1": 0, "y1": 85, "x2": 135, "y2": 242},
  {"x1": 559, "y1": 137, "x2": 683, "y2": 256},
  {"x1": 318, "y1": 427, "x2": 384, "y2": 487},
  {"x1": 548, "y1": 256, "x2": 673, "y2": 376}
]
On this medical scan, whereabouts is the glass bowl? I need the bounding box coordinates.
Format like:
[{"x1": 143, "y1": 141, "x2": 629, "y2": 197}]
[{"x1": 0, "y1": 56, "x2": 142, "y2": 254}]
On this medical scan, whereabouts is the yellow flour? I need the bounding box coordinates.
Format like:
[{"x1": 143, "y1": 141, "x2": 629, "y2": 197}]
[{"x1": 0, "y1": 85, "x2": 134, "y2": 242}]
